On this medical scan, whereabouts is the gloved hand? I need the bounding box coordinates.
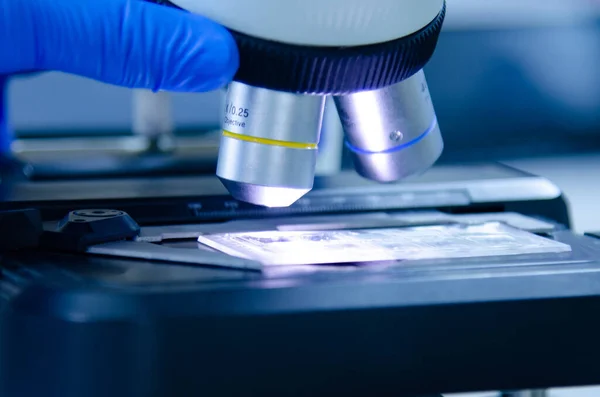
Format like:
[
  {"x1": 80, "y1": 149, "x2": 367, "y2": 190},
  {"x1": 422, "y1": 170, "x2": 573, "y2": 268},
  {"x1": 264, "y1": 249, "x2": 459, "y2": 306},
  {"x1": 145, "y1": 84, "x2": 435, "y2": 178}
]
[{"x1": 0, "y1": 0, "x2": 239, "y2": 154}]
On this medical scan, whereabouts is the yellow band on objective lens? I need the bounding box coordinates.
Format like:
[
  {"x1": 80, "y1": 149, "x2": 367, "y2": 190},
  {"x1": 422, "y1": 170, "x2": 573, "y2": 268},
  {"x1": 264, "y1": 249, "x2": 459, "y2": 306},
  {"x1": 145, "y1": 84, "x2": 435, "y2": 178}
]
[{"x1": 222, "y1": 130, "x2": 317, "y2": 150}]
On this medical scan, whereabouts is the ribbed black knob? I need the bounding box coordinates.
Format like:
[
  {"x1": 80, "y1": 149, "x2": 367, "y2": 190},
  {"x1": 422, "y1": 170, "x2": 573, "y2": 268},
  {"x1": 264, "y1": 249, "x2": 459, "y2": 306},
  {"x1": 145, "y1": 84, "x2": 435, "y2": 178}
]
[
  {"x1": 231, "y1": 2, "x2": 446, "y2": 94},
  {"x1": 148, "y1": 0, "x2": 446, "y2": 94}
]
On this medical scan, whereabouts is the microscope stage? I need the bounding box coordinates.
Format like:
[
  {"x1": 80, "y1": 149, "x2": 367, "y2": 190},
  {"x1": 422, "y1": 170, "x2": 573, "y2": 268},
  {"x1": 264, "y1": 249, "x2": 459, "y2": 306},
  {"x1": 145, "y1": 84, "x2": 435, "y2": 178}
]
[{"x1": 2, "y1": 163, "x2": 596, "y2": 397}]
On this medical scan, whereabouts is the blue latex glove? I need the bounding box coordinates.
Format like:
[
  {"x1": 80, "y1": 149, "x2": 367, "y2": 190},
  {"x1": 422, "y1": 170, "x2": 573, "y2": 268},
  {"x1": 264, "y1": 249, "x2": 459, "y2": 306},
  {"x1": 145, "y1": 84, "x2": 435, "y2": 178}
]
[{"x1": 0, "y1": 0, "x2": 239, "y2": 155}]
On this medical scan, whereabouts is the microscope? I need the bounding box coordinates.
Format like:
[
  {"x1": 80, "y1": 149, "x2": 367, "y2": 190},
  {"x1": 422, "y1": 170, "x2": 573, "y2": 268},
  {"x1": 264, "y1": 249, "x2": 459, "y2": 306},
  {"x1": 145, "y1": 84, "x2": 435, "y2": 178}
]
[{"x1": 169, "y1": 0, "x2": 447, "y2": 207}]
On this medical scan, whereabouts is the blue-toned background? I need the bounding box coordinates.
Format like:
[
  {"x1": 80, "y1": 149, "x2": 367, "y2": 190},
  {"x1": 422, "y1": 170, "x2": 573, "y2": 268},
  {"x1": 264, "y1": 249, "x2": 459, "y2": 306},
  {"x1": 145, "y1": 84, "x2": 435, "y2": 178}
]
[{"x1": 9, "y1": 0, "x2": 600, "y2": 162}]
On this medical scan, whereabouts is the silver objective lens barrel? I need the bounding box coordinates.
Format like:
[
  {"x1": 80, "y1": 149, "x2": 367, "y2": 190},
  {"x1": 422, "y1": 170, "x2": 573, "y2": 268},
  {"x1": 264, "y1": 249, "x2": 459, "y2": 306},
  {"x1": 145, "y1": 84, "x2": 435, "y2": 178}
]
[
  {"x1": 216, "y1": 82, "x2": 326, "y2": 207},
  {"x1": 334, "y1": 70, "x2": 443, "y2": 182}
]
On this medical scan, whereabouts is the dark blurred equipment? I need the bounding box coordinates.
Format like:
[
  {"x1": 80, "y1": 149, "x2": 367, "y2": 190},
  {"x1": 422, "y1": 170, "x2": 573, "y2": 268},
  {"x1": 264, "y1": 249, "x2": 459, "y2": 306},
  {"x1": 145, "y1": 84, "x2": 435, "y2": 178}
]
[{"x1": 0, "y1": 208, "x2": 41, "y2": 252}]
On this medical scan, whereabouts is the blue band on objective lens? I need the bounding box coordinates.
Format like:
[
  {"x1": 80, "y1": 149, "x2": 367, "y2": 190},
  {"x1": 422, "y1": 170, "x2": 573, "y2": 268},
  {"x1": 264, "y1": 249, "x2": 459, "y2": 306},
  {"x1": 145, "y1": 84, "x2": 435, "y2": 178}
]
[{"x1": 345, "y1": 118, "x2": 438, "y2": 155}]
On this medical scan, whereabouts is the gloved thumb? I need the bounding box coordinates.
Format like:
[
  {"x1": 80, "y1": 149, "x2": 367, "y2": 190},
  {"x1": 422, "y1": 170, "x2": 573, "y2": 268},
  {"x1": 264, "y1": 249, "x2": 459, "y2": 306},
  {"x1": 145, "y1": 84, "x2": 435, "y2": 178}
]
[{"x1": 0, "y1": 0, "x2": 239, "y2": 92}]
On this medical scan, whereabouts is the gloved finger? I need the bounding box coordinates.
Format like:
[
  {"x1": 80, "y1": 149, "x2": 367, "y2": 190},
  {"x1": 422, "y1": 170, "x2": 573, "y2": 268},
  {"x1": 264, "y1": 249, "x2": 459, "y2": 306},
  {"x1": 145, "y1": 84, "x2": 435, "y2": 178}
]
[{"x1": 0, "y1": 0, "x2": 239, "y2": 92}]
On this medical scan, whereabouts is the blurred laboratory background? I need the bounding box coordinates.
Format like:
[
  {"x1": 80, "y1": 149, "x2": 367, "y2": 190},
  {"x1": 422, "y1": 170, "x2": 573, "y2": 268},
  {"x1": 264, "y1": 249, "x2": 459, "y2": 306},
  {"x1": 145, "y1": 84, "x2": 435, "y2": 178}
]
[
  {"x1": 6, "y1": 1, "x2": 600, "y2": 396},
  {"x1": 8, "y1": 0, "x2": 600, "y2": 241},
  {"x1": 10, "y1": 0, "x2": 600, "y2": 157}
]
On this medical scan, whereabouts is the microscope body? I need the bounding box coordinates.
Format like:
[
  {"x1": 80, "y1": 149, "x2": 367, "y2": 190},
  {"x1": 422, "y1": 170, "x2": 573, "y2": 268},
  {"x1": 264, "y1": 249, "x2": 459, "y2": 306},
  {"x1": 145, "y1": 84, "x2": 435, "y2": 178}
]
[{"x1": 170, "y1": 0, "x2": 447, "y2": 207}]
